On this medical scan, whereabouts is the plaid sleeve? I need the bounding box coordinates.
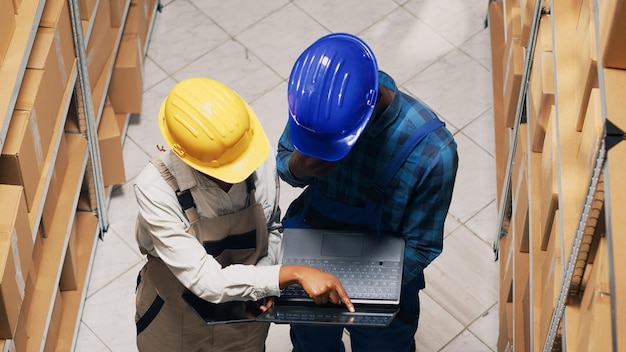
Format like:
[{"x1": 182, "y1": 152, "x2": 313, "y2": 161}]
[
  {"x1": 400, "y1": 138, "x2": 458, "y2": 284},
  {"x1": 276, "y1": 123, "x2": 312, "y2": 188}
]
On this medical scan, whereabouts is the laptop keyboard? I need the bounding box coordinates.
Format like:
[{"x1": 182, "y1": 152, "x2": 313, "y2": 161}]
[
  {"x1": 281, "y1": 258, "x2": 401, "y2": 300},
  {"x1": 274, "y1": 310, "x2": 393, "y2": 325}
]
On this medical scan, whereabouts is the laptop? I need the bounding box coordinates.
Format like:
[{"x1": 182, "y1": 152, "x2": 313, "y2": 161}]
[{"x1": 183, "y1": 228, "x2": 405, "y2": 327}]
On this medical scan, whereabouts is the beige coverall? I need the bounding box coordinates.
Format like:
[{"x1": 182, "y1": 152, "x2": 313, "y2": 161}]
[{"x1": 134, "y1": 151, "x2": 283, "y2": 351}]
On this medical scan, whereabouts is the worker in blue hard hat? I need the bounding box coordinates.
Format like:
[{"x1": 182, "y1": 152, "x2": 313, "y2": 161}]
[{"x1": 277, "y1": 33, "x2": 459, "y2": 352}]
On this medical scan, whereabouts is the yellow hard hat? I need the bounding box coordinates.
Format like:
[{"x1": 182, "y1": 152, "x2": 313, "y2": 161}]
[{"x1": 158, "y1": 78, "x2": 270, "y2": 184}]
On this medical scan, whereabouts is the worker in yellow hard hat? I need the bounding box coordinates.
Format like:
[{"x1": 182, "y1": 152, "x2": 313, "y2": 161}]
[{"x1": 133, "y1": 78, "x2": 353, "y2": 352}]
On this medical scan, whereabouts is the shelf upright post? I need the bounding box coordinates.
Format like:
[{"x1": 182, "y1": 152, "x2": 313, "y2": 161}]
[
  {"x1": 492, "y1": 0, "x2": 545, "y2": 260},
  {"x1": 67, "y1": 0, "x2": 109, "y2": 236}
]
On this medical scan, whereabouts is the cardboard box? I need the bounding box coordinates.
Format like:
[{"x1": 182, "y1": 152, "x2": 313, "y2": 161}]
[
  {"x1": 605, "y1": 136, "x2": 626, "y2": 351},
  {"x1": 12, "y1": 0, "x2": 23, "y2": 14},
  {"x1": 0, "y1": 232, "x2": 22, "y2": 339},
  {"x1": 537, "y1": 15, "x2": 553, "y2": 53},
  {"x1": 587, "y1": 292, "x2": 612, "y2": 350},
  {"x1": 513, "y1": 250, "x2": 529, "y2": 351},
  {"x1": 529, "y1": 51, "x2": 555, "y2": 152},
  {"x1": 54, "y1": 132, "x2": 70, "y2": 186},
  {"x1": 79, "y1": 0, "x2": 98, "y2": 20},
  {"x1": 603, "y1": 68, "x2": 626, "y2": 127},
  {"x1": 527, "y1": 15, "x2": 553, "y2": 144},
  {"x1": 0, "y1": 111, "x2": 44, "y2": 211},
  {"x1": 124, "y1": 0, "x2": 149, "y2": 49},
  {"x1": 27, "y1": 28, "x2": 68, "y2": 115},
  {"x1": 526, "y1": 15, "x2": 554, "y2": 154},
  {"x1": 15, "y1": 68, "x2": 65, "y2": 160},
  {"x1": 577, "y1": 88, "x2": 603, "y2": 181},
  {"x1": 59, "y1": 218, "x2": 78, "y2": 291},
  {"x1": 513, "y1": 163, "x2": 529, "y2": 253},
  {"x1": 110, "y1": 0, "x2": 129, "y2": 28},
  {"x1": 504, "y1": 6, "x2": 521, "y2": 57},
  {"x1": 502, "y1": 37, "x2": 524, "y2": 128},
  {"x1": 64, "y1": 95, "x2": 80, "y2": 134},
  {"x1": 35, "y1": 0, "x2": 76, "y2": 86},
  {"x1": 40, "y1": 0, "x2": 70, "y2": 28},
  {"x1": 505, "y1": 301, "x2": 514, "y2": 349},
  {"x1": 500, "y1": 221, "x2": 514, "y2": 295},
  {"x1": 108, "y1": 34, "x2": 144, "y2": 114},
  {"x1": 27, "y1": 28, "x2": 64, "y2": 81},
  {"x1": 539, "y1": 208, "x2": 561, "y2": 344},
  {"x1": 40, "y1": 170, "x2": 60, "y2": 239},
  {"x1": 497, "y1": 296, "x2": 510, "y2": 351},
  {"x1": 599, "y1": 0, "x2": 626, "y2": 69},
  {"x1": 511, "y1": 124, "x2": 529, "y2": 253},
  {"x1": 0, "y1": 184, "x2": 33, "y2": 338},
  {"x1": 0, "y1": 0, "x2": 16, "y2": 66},
  {"x1": 39, "y1": 183, "x2": 61, "y2": 238},
  {"x1": 577, "y1": 237, "x2": 611, "y2": 351},
  {"x1": 540, "y1": 106, "x2": 558, "y2": 250},
  {"x1": 115, "y1": 112, "x2": 129, "y2": 135},
  {"x1": 488, "y1": 0, "x2": 509, "y2": 205},
  {"x1": 520, "y1": 0, "x2": 534, "y2": 46},
  {"x1": 86, "y1": 0, "x2": 114, "y2": 90},
  {"x1": 29, "y1": 228, "x2": 43, "y2": 284},
  {"x1": 146, "y1": 0, "x2": 158, "y2": 33},
  {"x1": 98, "y1": 102, "x2": 127, "y2": 186},
  {"x1": 43, "y1": 288, "x2": 64, "y2": 351},
  {"x1": 40, "y1": 132, "x2": 69, "y2": 239},
  {"x1": 0, "y1": 184, "x2": 33, "y2": 288},
  {"x1": 575, "y1": 13, "x2": 599, "y2": 132}
]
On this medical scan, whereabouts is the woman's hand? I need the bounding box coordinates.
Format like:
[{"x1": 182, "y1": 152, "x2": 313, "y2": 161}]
[
  {"x1": 256, "y1": 297, "x2": 275, "y2": 312},
  {"x1": 279, "y1": 265, "x2": 354, "y2": 312}
]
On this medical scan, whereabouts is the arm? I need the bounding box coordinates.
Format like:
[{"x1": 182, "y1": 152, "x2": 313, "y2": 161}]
[
  {"x1": 277, "y1": 122, "x2": 311, "y2": 187},
  {"x1": 279, "y1": 265, "x2": 354, "y2": 311},
  {"x1": 135, "y1": 161, "x2": 353, "y2": 310},
  {"x1": 134, "y1": 164, "x2": 281, "y2": 303},
  {"x1": 255, "y1": 151, "x2": 353, "y2": 310},
  {"x1": 401, "y1": 143, "x2": 458, "y2": 284},
  {"x1": 255, "y1": 151, "x2": 283, "y2": 267}
]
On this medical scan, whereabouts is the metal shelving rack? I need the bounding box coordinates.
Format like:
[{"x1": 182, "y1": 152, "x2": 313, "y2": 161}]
[
  {"x1": 0, "y1": 0, "x2": 149, "y2": 349},
  {"x1": 542, "y1": 0, "x2": 622, "y2": 349},
  {"x1": 492, "y1": 0, "x2": 621, "y2": 350}
]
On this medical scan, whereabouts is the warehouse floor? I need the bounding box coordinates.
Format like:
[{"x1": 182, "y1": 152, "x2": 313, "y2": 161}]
[{"x1": 75, "y1": 0, "x2": 499, "y2": 350}]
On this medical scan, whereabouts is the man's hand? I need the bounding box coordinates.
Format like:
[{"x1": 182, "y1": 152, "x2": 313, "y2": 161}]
[
  {"x1": 288, "y1": 150, "x2": 338, "y2": 179},
  {"x1": 279, "y1": 265, "x2": 354, "y2": 312}
]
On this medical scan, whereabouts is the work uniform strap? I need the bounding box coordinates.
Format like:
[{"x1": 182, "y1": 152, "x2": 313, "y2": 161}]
[
  {"x1": 150, "y1": 157, "x2": 199, "y2": 223},
  {"x1": 369, "y1": 118, "x2": 445, "y2": 200},
  {"x1": 367, "y1": 118, "x2": 444, "y2": 233},
  {"x1": 245, "y1": 172, "x2": 257, "y2": 206},
  {"x1": 136, "y1": 295, "x2": 164, "y2": 335}
]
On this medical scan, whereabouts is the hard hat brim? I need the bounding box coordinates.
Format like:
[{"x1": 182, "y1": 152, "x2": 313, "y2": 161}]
[
  {"x1": 288, "y1": 116, "x2": 367, "y2": 162},
  {"x1": 159, "y1": 100, "x2": 270, "y2": 184}
]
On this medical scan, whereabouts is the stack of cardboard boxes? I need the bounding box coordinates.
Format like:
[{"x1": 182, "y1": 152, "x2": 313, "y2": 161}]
[
  {"x1": 0, "y1": 0, "x2": 157, "y2": 349},
  {"x1": 490, "y1": 0, "x2": 626, "y2": 350}
]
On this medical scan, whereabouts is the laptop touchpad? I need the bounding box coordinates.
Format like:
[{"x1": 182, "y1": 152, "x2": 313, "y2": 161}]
[{"x1": 321, "y1": 233, "x2": 363, "y2": 257}]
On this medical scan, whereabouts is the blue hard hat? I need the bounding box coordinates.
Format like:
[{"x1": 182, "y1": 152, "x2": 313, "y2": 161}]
[{"x1": 287, "y1": 33, "x2": 379, "y2": 162}]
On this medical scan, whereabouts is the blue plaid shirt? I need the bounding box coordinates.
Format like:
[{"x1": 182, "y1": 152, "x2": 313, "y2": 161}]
[{"x1": 277, "y1": 71, "x2": 459, "y2": 285}]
